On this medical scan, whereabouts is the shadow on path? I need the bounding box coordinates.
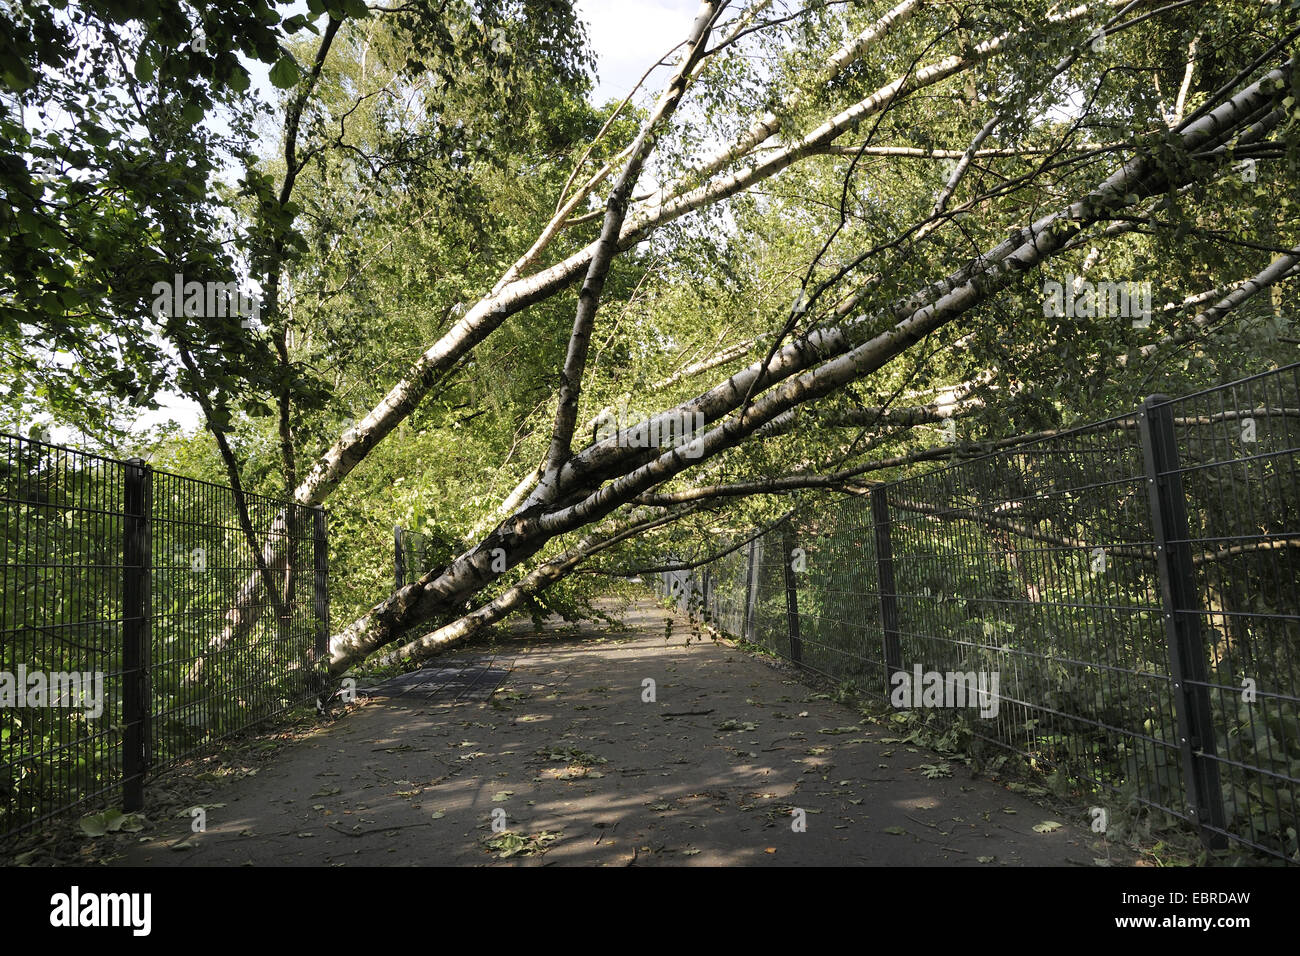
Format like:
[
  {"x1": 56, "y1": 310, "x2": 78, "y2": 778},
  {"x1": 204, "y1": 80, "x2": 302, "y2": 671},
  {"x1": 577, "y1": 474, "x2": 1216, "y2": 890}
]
[{"x1": 112, "y1": 599, "x2": 1129, "y2": 866}]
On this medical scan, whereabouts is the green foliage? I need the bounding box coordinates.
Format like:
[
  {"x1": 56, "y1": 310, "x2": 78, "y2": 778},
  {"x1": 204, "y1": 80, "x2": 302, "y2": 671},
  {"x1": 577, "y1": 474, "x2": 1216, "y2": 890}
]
[{"x1": 0, "y1": 0, "x2": 307, "y2": 437}]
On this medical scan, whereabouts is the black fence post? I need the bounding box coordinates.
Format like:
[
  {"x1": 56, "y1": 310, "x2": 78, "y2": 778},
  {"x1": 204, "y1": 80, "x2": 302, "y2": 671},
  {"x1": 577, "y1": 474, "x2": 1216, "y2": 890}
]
[
  {"x1": 122, "y1": 458, "x2": 151, "y2": 812},
  {"x1": 1139, "y1": 395, "x2": 1227, "y2": 849},
  {"x1": 741, "y1": 539, "x2": 756, "y2": 641},
  {"x1": 393, "y1": 525, "x2": 405, "y2": 593},
  {"x1": 872, "y1": 487, "x2": 903, "y2": 690},
  {"x1": 701, "y1": 566, "x2": 711, "y2": 623},
  {"x1": 313, "y1": 506, "x2": 330, "y2": 667},
  {"x1": 782, "y1": 522, "x2": 802, "y2": 665}
]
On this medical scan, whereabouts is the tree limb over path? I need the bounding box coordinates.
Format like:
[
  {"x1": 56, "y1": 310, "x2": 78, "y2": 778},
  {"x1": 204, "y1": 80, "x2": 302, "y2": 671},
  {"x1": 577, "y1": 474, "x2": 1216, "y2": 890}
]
[{"x1": 326, "y1": 55, "x2": 1295, "y2": 673}]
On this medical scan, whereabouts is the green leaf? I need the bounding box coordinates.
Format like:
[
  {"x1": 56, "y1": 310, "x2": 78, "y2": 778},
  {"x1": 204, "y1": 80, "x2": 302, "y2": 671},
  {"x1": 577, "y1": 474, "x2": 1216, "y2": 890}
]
[
  {"x1": 79, "y1": 813, "x2": 109, "y2": 837},
  {"x1": 1032, "y1": 820, "x2": 1064, "y2": 833},
  {"x1": 133, "y1": 51, "x2": 154, "y2": 83},
  {"x1": 269, "y1": 55, "x2": 300, "y2": 89}
]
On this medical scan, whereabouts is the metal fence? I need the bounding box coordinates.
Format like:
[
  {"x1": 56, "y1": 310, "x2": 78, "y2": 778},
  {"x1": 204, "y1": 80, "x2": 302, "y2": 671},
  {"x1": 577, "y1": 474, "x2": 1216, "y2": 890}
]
[
  {"x1": 1, "y1": 434, "x2": 329, "y2": 838},
  {"x1": 658, "y1": 364, "x2": 1300, "y2": 863},
  {"x1": 393, "y1": 526, "x2": 438, "y2": 592}
]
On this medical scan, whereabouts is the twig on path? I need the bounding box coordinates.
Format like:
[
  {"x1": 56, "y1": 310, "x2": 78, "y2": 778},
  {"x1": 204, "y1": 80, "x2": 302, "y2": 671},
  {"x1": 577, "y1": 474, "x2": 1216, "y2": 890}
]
[
  {"x1": 594, "y1": 820, "x2": 620, "y2": 845},
  {"x1": 898, "y1": 823, "x2": 971, "y2": 855},
  {"x1": 326, "y1": 822, "x2": 432, "y2": 839},
  {"x1": 903, "y1": 813, "x2": 941, "y2": 830}
]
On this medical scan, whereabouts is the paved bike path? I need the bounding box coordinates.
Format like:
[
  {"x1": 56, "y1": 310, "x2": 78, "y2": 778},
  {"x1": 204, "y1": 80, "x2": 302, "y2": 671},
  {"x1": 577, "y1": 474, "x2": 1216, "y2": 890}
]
[{"x1": 107, "y1": 600, "x2": 1126, "y2": 867}]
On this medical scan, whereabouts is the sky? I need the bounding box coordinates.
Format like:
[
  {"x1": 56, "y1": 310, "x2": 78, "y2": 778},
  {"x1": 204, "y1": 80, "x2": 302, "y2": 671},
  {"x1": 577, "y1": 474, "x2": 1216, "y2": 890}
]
[{"x1": 576, "y1": 0, "x2": 706, "y2": 105}]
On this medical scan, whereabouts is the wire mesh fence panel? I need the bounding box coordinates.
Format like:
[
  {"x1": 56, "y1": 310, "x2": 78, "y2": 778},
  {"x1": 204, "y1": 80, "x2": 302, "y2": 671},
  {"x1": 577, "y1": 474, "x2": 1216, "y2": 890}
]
[
  {"x1": 1, "y1": 435, "x2": 327, "y2": 839},
  {"x1": 885, "y1": 414, "x2": 1185, "y2": 822},
  {"x1": 748, "y1": 533, "x2": 789, "y2": 658},
  {"x1": 1155, "y1": 366, "x2": 1300, "y2": 860},
  {"x1": 0, "y1": 437, "x2": 128, "y2": 836},
  {"x1": 394, "y1": 527, "x2": 438, "y2": 591},
  {"x1": 705, "y1": 539, "x2": 750, "y2": 637},
  {"x1": 652, "y1": 557, "x2": 696, "y2": 616},
  {"x1": 788, "y1": 497, "x2": 886, "y2": 694},
  {"x1": 149, "y1": 475, "x2": 321, "y2": 770},
  {"x1": 676, "y1": 364, "x2": 1300, "y2": 862}
]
